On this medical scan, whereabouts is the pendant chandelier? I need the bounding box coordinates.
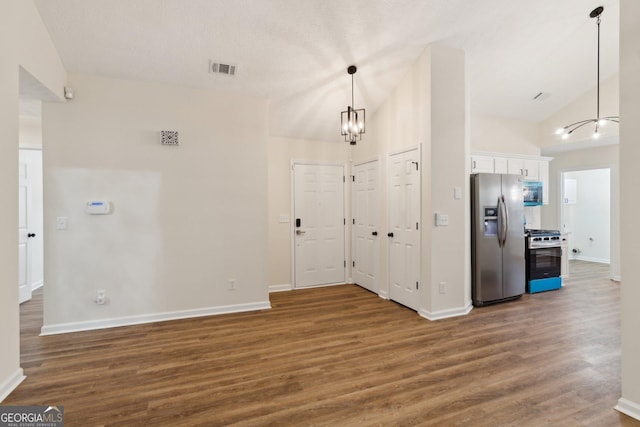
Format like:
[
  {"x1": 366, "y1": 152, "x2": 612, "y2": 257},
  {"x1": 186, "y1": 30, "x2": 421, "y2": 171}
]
[
  {"x1": 555, "y1": 6, "x2": 619, "y2": 140},
  {"x1": 341, "y1": 65, "x2": 365, "y2": 145}
]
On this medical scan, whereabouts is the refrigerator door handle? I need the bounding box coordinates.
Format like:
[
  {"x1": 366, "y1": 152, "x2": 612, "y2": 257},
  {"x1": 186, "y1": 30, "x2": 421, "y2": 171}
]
[
  {"x1": 497, "y1": 196, "x2": 504, "y2": 248},
  {"x1": 501, "y1": 195, "x2": 509, "y2": 247}
]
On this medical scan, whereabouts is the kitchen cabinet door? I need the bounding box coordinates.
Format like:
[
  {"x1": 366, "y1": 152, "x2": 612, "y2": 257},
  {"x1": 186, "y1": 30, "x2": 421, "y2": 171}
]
[
  {"x1": 523, "y1": 159, "x2": 540, "y2": 180},
  {"x1": 507, "y1": 158, "x2": 524, "y2": 175},
  {"x1": 494, "y1": 157, "x2": 508, "y2": 174},
  {"x1": 508, "y1": 158, "x2": 539, "y2": 180},
  {"x1": 471, "y1": 155, "x2": 494, "y2": 173}
]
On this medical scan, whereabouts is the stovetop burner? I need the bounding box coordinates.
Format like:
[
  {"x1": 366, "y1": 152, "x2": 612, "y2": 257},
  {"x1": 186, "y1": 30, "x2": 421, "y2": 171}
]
[{"x1": 526, "y1": 229, "x2": 561, "y2": 237}]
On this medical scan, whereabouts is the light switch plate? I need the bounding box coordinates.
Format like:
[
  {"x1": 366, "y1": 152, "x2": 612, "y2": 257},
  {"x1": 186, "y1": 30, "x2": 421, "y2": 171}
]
[
  {"x1": 454, "y1": 187, "x2": 462, "y2": 200},
  {"x1": 278, "y1": 214, "x2": 290, "y2": 223},
  {"x1": 435, "y1": 213, "x2": 449, "y2": 227}
]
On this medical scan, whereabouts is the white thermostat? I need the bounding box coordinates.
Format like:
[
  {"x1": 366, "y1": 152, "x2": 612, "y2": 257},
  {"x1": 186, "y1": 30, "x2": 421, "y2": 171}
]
[{"x1": 85, "y1": 201, "x2": 110, "y2": 215}]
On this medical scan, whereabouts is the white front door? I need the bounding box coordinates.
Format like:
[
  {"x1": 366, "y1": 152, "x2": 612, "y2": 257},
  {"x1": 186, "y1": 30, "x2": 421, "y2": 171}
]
[
  {"x1": 352, "y1": 160, "x2": 379, "y2": 293},
  {"x1": 293, "y1": 164, "x2": 345, "y2": 288},
  {"x1": 18, "y1": 160, "x2": 32, "y2": 304},
  {"x1": 388, "y1": 148, "x2": 421, "y2": 310}
]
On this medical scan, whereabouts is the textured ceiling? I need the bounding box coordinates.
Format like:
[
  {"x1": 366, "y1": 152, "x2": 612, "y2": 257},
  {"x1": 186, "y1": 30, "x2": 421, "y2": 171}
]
[{"x1": 34, "y1": 0, "x2": 620, "y2": 142}]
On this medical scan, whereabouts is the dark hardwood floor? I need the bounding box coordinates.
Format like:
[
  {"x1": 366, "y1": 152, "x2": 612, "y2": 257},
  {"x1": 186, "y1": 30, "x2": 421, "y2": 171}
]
[{"x1": 4, "y1": 261, "x2": 639, "y2": 426}]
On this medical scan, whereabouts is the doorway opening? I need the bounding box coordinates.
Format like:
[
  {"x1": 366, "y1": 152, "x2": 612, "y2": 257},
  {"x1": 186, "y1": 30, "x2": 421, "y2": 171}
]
[
  {"x1": 18, "y1": 66, "x2": 56, "y2": 342},
  {"x1": 560, "y1": 168, "x2": 612, "y2": 278}
]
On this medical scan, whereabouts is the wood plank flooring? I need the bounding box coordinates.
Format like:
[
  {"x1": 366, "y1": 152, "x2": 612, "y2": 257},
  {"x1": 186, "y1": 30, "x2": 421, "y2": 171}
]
[{"x1": 4, "y1": 261, "x2": 639, "y2": 426}]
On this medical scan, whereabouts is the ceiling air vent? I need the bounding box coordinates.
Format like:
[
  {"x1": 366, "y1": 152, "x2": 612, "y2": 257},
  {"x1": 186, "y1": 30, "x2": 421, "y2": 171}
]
[
  {"x1": 532, "y1": 92, "x2": 551, "y2": 101},
  {"x1": 209, "y1": 60, "x2": 237, "y2": 76}
]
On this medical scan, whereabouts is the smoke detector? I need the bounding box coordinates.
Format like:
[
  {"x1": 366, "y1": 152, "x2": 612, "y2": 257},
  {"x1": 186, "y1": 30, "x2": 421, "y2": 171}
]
[{"x1": 209, "y1": 60, "x2": 237, "y2": 76}]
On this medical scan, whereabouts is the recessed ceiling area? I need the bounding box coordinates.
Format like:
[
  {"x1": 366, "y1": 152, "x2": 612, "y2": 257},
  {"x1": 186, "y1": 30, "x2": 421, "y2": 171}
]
[{"x1": 33, "y1": 0, "x2": 620, "y2": 142}]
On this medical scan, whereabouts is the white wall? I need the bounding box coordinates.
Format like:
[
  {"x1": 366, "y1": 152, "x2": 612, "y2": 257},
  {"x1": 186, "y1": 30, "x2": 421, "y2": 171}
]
[
  {"x1": 0, "y1": 0, "x2": 66, "y2": 402},
  {"x1": 471, "y1": 113, "x2": 540, "y2": 156},
  {"x1": 539, "y1": 75, "x2": 619, "y2": 149},
  {"x1": 563, "y1": 169, "x2": 610, "y2": 264},
  {"x1": 42, "y1": 73, "x2": 269, "y2": 333},
  {"x1": 267, "y1": 136, "x2": 350, "y2": 289},
  {"x1": 425, "y1": 45, "x2": 470, "y2": 318},
  {"x1": 618, "y1": 0, "x2": 640, "y2": 420},
  {"x1": 351, "y1": 44, "x2": 470, "y2": 319}
]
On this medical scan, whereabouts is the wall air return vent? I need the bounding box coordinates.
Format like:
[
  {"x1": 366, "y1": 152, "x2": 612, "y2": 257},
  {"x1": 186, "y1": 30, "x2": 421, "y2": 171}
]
[{"x1": 209, "y1": 60, "x2": 237, "y2": 76}]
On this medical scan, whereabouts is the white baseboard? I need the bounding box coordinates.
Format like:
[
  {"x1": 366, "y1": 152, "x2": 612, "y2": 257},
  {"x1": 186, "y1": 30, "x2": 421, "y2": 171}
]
[
  {"x1": 269, "y1": 283, "x2": 292, "y2": 293},
  {"x1": 419, "y1": 302, "x2": 473, "y2": 321},
  {"x1": 574, "y1": 256, "x2": 610, "y2": 264},
  {"x1": 378, "y1": 290, "x2": 389, "y2": 300},
  {"x1": 40, "y1": 301, "x2": 271, "y2": 336},
  {"x1": 0, "y1": 368, "x2": 25, "y2": 402},
  {"x1": 31, "y1": 280, "x2": 44, "y2": 291},
  {"x1": 615, "y1": 397, "x2": 640, "y2": 421},
  {"x1": 292, "y1": 282, "x2": 346, "y2": 290}
]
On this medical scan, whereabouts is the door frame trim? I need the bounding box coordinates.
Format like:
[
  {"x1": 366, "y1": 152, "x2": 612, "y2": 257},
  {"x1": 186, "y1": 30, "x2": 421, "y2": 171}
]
[{"x1": 290, "y1": 160, "x2": 348, "y2": 289}]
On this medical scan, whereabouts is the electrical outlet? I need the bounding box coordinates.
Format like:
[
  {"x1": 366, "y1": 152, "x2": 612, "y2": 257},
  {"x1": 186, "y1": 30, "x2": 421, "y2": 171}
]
[
  {"x1": 56, "y1": 217, "x2": 68, "y2": 230},
  {"x1": 95, "y1": 289, "x2": 106, "y2": 305},
  {"x1": 439, "y1": 281, "x2": 446, "y2": 294},
  {"x1": 228, "y1": 279, "x2": 236, "y2": 290}
]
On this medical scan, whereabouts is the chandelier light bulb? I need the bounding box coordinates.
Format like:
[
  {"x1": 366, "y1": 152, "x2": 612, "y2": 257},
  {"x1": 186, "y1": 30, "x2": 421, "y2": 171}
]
[
  {"x1": 561, "y1": 133, "x2": 569, "y2": 140},
  {"x1": 593, "y1": 130, "x2": 600, "y2": 139},
  {"x1": 598, "y1": 119, "x2": 607, "y2": 126},
  {"x1": 555, "y1": 128, "x2": 565, "y2": 135}
]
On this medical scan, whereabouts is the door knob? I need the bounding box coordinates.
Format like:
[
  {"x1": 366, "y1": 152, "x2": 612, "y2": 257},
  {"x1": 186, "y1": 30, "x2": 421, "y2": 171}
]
[
  {"x1": 372, "y1": 231, "x2": 378, "y2": 236},
  {"x1": 387, "y1": 232, "x2": 394, "y2": 237},
  {"x1": 296, "y1": 230, "x2": 306, "y2": 235},
  {"x1": 27, "y1": 233, "x2": 36, "y2": 238}
]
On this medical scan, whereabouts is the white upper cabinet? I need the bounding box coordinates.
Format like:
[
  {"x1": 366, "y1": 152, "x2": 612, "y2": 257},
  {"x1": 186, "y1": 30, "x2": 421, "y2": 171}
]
[
  {"x1": 471, "y1": 152, "x2": 552, "y2": 205},
  {"x1": 507, "y1": 158, "x2": 525, "y2": 176},
  {"x1": 506, "y1": 158, "x2": 539, "y2": 180},
  {"x1": 523, "y1": 159, "x2": 540, "y2": 180},
  {"x1": 494, "y1": 157, "x2": 508, "y2": 174},
  {"x1": 470, "y1": 155, "x2": 494, "y2": 173}
]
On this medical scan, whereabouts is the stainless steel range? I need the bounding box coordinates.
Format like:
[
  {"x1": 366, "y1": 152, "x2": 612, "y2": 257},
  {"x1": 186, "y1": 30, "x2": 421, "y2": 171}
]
[{"x1": 525, "y1": 229, "x2": 562, "y2": 293}]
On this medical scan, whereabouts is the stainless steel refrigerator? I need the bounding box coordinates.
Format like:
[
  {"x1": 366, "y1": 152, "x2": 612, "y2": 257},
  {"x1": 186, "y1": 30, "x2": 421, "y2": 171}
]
[{"x1": 471, "y1": 173, "x2": 525, "y2": 306}]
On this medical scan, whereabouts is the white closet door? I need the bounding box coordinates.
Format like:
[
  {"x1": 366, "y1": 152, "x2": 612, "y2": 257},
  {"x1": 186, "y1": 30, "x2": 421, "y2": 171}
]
[{"x1": 388, "y1": 148, "x2": 421, "y2": 310}]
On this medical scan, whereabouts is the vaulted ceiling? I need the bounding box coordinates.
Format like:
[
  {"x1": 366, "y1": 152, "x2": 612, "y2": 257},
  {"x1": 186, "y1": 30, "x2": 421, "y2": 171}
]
[{"x1": 33, "y1": 0, "x2": 620, "y2": 142}]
